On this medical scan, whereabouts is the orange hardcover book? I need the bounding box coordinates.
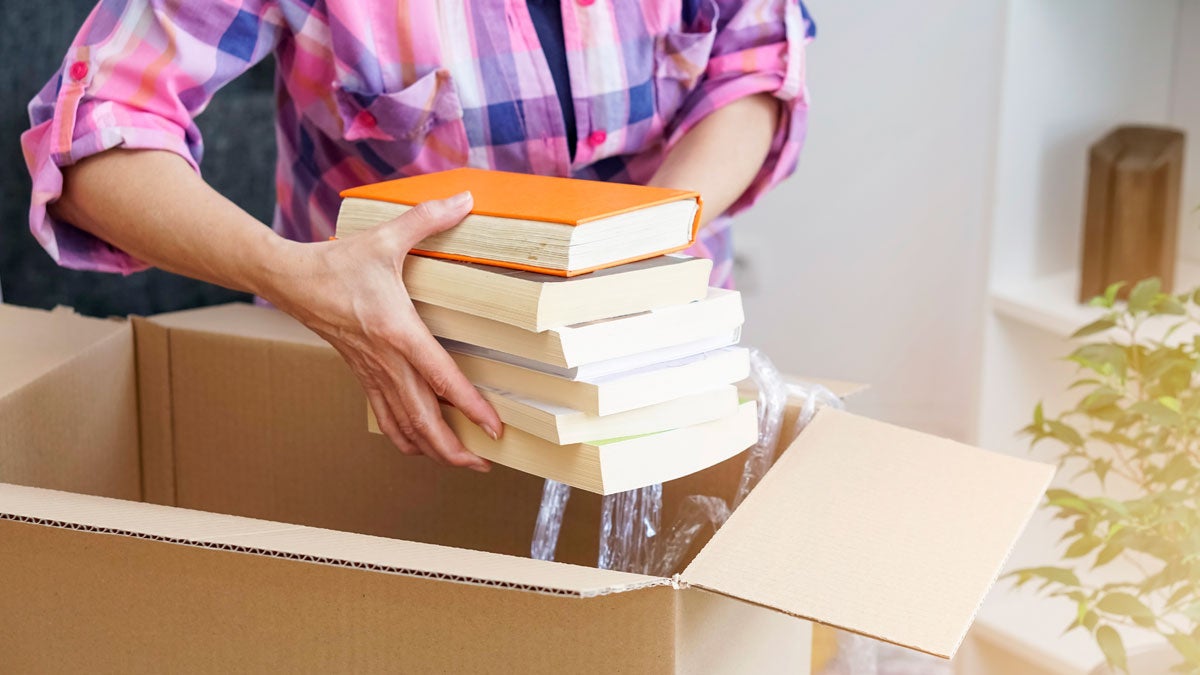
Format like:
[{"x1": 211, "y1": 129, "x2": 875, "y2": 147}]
[{"x1": 336, "y1": 168, "x2": 703, "y2": 277}]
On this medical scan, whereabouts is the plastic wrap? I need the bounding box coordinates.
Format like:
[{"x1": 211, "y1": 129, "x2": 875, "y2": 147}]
[
  {"x1": 530, "y1": 479, "x2": 572, "y2": 561},
  {"x1": 788, "y1": 379, "x2": 844, "y2": 439},
  {"x1": 597, "y1": 483, "x2": 662, "y2": 573},
  {"x1": 820, "y1": 631, "x2": 951, "y2": 675},
  {"x1": 831, "y1": 633, "x2": 880, "y2": 675},
  {"x1": 732, "y1": 348, "x2": 792, "y2": 510},
  {"x1": 592, "y1": 352, "x2": 847, "y2": 575},
  {"x1": 532, "y1": 350, "x2": 845, "y2": 579},
  {"x1": 649, "y1": 494, "x2": 730, "y2": 576},
  {"x1": 645, "y1": 354, "x2": 847, "y2": 576}
]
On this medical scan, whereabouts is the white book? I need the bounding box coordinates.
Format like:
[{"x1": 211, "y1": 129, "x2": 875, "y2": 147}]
[
  {"x1": 441, "y1": 401, "x2": 759, "y2": 494},
  {"x1": 438, "y1": 328, "x2": 740, "y2": 380},
  {"x1": 478, "y1": 384, "x2": 740, "y2": 445},
  {"x1": 416, "y1": 288, "x2": 744, "y2": 369},
  {"x1": 449, "y1": 346, "x2": 751, "y2": 416},
  {"x1": 403, "y1": 254, "x2": 712, "y2": 332}
]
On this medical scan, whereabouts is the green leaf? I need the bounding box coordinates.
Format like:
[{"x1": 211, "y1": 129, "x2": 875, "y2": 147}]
[
  {"x1": 1129, "y1": 399, "x2": 1184, "y2": 427},
  {"x1": 1100, "y1": 282, "x2": 1126, "y2": 308},
  {"x1": 1007, "y1": 566, "x2": 1081, "y2": 588},
  {"x1": 1129, "y1": 278, "x2": 1162, "y2": 314},
  {"x1": 1069, "y1": 378, "x2": 1103, "y2": 390},
  {"x1": 1091, "y1": 430, "x2": 1138, "y2": 448},
  {"x1": 1088, "y1": 404, "x2": 1126, "y2": 422},
  {"x1": 1192, "y1": 287, "x2": 1200, "y2": 306},
  {"x1": 1096, "y1": 625, "x2": 1127, "y2": 672},
  {"x1": 1156, "y1": 296, "x2": 1187, "y2": 315},
  {"x1": 1046, "y1": 420, "x2": 1086, "y2": 447},
  {"x1": 1158, "y1": 396, "x2": 1182, "y2": 413},
  {"x1": 1097, "y1": 592, "x2": 1154, "y2": 620},
  {"x1": 1069, "y1": 344, "x2": 1128, "y2": 378},
  {"x1": 1033, "y1": 401, "x2": 1044, "y2": 426},
  {"x1": 1093, "y1": 542, "x2": 1124, "y2": 568},
  {"x1": 1080, "y1": 388, "x2": 1123, "y2": 412},
  {"x1": 1167, "y1": 586, "x2": 1194, "y2": 609},
  {"x1": 1092, "y1": 497, "x2": 1129, "y2": 517},
  {"x1": 1072, "y1": 318, "x2": 1117, "y2": 338},
  {"x1": 1156, "y1": 452, "x2": 1195, "y2": 486},
  {"x1": 1046, "y1": 489, "x2": 1093, "y2": 514},
  {"x1": 1065, "y1": 536, "x2": 1102, "y2": 559}
]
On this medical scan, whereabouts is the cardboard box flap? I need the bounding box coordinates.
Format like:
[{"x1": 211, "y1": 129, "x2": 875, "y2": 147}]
[
  {"x1": 678, "y1": 408, "x2": 1054, "y2": 659},
  {"x1": 0, "y1": 304, "x2": 127, "y2": 399},
  {"x1": 0, "y1": 483, "x2": 666, "y2": 598},
  {"x1": 147, "y1": 302, "x2": 327, "y2": 348}
]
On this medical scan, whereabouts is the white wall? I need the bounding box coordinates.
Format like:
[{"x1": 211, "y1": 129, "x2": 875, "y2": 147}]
[
  {"x1": 987, "y1": 1, "x2": 1179, "y2": 289},
  {"x1": 979, "y1": 1, "x2": 1186, "y2": 457},
  {"x1": 735, "y1": 1, "x2": 1006, "y2": 439},
  {"x1": 1172, "y1": 1, "x2": 1200, "y2": 263}
]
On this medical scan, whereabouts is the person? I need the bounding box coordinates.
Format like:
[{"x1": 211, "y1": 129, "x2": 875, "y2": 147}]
[{"x1": 22, "y1": 0, "x2": 814, "y2": 473}]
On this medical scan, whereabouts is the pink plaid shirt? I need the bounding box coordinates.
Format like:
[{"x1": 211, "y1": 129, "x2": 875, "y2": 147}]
[{"x1": 23, "y1": 0, "x2": 813, "y2": 289}]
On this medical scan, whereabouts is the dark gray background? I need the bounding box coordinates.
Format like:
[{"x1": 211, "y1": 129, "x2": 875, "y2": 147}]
[{"x1": 1, "y1": 1, "x2": 276, "y2": 317}]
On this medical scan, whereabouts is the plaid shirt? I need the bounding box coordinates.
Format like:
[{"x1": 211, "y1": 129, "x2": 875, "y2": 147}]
[{"x1": 23, "y1": 0, "x2": 814, "y2": 289}]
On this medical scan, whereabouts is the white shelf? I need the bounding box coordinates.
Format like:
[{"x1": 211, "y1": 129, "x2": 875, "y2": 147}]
[{"x1": 989, "y1": 261, "x2": 1200, "y2": 338}]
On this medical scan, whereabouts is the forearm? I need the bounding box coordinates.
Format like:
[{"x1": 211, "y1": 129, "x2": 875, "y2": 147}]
[
  {"x1": 52, "y1": 149, "x2": 290, "y2": 297},
  {"x1": 52, "y1": 147, "x2": 500, "y2": 467},
  {"x1": 648, "y1": 94, "x2": 779, "y2": 227}
]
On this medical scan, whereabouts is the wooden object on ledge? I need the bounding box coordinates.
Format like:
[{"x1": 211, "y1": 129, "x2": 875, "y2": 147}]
[{"x1": 1079, "y1": 125, "x2": 1185, "y2": 303}]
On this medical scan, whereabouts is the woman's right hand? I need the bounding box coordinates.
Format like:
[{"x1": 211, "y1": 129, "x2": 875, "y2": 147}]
[
  {"x1": 262, "y1": 191, "x2": 502, "y2": 472},
  {"x1": 52, "y1": 151, "x2": 496, "y2": 469}
]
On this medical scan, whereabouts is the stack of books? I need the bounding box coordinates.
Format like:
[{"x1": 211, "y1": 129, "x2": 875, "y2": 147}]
[{"x1": 337, "y1": 168, "x2": 757, "y2": 495}]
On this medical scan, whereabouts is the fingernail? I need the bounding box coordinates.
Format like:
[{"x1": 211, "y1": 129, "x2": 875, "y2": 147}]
[
  {"x1": 474, "y1": 461, "x2": 492, "y2": 473},
  {"x1": 486, "y1": 423, "x2": 502, "y2": 440},
  {"x1": 447, "y1": 191, "x2": 472, "y2": 208}
]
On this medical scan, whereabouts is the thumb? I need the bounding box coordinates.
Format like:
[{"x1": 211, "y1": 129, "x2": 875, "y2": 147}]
[{"x1": 387, "y1": 191, "x2": 474, "y2": 249}]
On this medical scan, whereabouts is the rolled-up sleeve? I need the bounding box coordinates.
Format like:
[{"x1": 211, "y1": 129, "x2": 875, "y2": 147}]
[
  {"x1": 667, "y1": 0, "x2": 815, "y2": 217},
  {"x1": 21, "y1": 0, "x2": 282, "y2": 274}
]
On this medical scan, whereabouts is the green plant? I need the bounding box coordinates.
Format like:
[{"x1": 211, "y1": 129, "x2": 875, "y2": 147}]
[{"x1": 1011, "y1": 278, "x2": 1200, "y2": 674}]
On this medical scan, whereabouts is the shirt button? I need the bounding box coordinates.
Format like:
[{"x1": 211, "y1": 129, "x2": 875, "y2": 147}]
[
  {"x1": 68, "y1": 61, "x2": 89, "y2": 81},
  {"x1": 355, "y1": 110, "x2": 377, "y2": 129},
  {"x1": 588, "y1": 129, "x2": 607, "y2": 147}
]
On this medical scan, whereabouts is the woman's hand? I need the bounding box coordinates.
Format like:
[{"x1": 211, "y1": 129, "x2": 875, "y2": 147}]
[
  {"x1": 262, "y1": 191, "x2": 502, "y2": 472},
  {"x1": 55, "y1": 150, "x2": 498, "y2": 471}
]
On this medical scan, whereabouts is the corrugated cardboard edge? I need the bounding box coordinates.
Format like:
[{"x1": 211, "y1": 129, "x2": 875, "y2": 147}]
[
  {"x1": 0, "y1": 484, "x2": 667, "y2": 599},
  {"x1": 132, "y1": 317, "x2": 175, "y2": 505}
]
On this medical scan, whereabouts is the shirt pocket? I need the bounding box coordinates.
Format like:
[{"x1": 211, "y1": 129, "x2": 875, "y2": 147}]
[
  {"x1": 652, "y1": 3, "x2": 718, "y2": 126},
  {"x1": 332, "y1": 68, "x2": 469, "y2": 174}
]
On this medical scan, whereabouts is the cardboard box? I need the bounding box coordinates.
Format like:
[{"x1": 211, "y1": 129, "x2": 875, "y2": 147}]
[{"x1": 0, "y1": 303, "x2": 1054, "y2": 672}]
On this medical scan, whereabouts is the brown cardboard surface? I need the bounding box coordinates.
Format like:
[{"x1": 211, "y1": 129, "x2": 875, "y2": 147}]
[
  {"x1": 676, "y1": 588, "x2": 813, "y2": 674},
  {"x1": 148, "y1": 301, "x2": 328, "y2": 346},
  {"x1": 0, "y1": 300, "x2": 1050, "y2": 669},
  {"x1": 0, "y1": 305, "x2": 124, "y2": 397},
  {"x1": 132, "y1": 317, "x2": 174, "y2": 504},
  {"x1": 0, "y1": 305, "x2": 140, "y2": 500},
  {"x1": 0, "y1": 483, "x2": 659, "y2": 595},
  {"x1": 137, "y1": 303, "x2": 764, "y2": 569},
  {"x1": 0, "y1": 509, "x2": 679, "y2": 673},
  {"x1": 680, "y1": 408, "x2": 1055, "y2": 658}
]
